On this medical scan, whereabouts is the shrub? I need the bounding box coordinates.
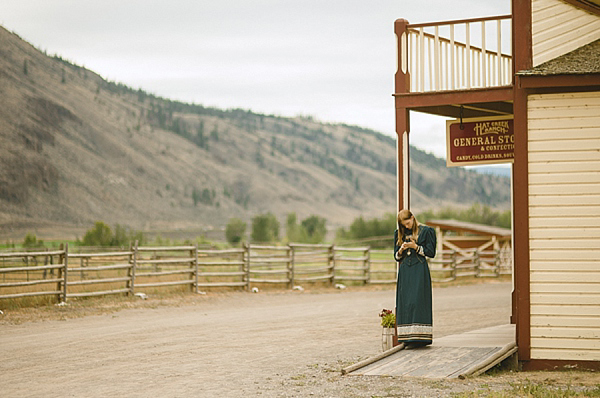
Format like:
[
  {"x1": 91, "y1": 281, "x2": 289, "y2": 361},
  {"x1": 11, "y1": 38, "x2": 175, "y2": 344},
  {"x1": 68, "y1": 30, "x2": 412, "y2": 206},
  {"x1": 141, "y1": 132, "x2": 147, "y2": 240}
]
[
  {"x1": 81, "y1": 221, "x2": 145, "y2": 247},
  {"x1": 22, "y1": 233, "x2": 44, "y2": 248},
  {"x1": 418, "y1": 203, "x2": 511, "y2": 229},
  {"x1": 286, "y1": 213, "x2": 326, "y2": 244},
  {"x1": 225, "y1": 218, "x2": 246, "y2": 245},
  {"x1": 82, "y1": 221, "x2": 113, "y2": 246},
  {"x1": 251, "y1": 213, "x2": 279, "y2": 243},
  {"x1": 336, "y1": 213, "x2": 397, "y2": 242},
  {"x1": 300, "y1": 215, "x2": 327, "y2": 244}
]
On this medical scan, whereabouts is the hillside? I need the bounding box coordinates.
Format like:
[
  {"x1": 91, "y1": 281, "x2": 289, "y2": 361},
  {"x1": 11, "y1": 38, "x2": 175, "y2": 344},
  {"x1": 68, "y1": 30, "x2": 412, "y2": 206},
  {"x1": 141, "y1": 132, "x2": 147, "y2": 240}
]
[{"x1": 0, "y1": 26, "x2": 510, "y2": 241}]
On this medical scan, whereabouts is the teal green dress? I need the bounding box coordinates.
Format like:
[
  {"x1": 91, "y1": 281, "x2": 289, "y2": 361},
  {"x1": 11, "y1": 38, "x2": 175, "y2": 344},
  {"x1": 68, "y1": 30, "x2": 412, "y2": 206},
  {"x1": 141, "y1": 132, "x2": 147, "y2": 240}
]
[{"x1": 394, "y1": 225, "x2": 436, "y2": 345}]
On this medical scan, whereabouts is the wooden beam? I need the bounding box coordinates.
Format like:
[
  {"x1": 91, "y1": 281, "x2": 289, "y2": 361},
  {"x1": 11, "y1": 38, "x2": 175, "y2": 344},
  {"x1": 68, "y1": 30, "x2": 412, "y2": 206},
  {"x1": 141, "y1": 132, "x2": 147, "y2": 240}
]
[
  {"x1": 411, "y1": 102, "x2": 512, "y2": 119},
  {"x1": 560, "y1": 0, "x2": 600, "y2": 16},
  {"x1": 395, "y1": 86, "x2": 513, "y2": 109},
  {"x1": 466, "y1": 101, "x2": 514, "y2": 114},
  {"x1": 518, "y1": 74, "x2": 600, "y2": 89}
]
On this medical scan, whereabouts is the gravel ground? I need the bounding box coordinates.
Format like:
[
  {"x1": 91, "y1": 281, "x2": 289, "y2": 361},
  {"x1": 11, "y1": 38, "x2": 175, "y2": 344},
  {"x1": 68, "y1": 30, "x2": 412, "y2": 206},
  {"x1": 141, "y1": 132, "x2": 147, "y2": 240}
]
[{"x1": 1, "y1": 282, "x2": 598, "y2": 397}]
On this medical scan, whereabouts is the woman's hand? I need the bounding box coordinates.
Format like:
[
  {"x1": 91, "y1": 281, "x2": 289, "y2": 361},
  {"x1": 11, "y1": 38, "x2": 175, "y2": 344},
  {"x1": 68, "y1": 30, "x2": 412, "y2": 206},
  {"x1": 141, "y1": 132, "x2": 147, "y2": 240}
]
[{"x1": 401, "y1": 238, "x2": 417, "y2": 251}]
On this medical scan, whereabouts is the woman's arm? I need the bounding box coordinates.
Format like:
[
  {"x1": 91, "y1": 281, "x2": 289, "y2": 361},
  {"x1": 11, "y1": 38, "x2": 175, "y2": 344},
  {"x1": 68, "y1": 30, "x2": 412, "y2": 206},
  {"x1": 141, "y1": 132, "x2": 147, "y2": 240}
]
[
  {"x1": 393, "y1": 229, "x2": 402, "y2": 261},
  {"x1": 417, "y1": 226, "x2": 437, "y2": 258}
]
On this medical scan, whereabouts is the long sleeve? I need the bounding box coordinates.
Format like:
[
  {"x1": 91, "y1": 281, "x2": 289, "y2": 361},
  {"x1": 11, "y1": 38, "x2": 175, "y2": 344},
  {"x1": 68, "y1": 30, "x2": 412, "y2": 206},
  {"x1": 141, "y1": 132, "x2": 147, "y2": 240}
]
[
  {"x1": 417, "y1": 226, "x2": 437, "y2": 258},
  {"x1": 393, "y1": 229, "x2": 401, "y2": 261}
]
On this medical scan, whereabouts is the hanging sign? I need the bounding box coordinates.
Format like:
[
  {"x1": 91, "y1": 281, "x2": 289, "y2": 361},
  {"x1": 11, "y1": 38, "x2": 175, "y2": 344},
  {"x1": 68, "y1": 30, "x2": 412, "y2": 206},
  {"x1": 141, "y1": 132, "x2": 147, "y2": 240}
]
[{"x1": 446, "y1": 115, "x2": 514, "y2": 167}]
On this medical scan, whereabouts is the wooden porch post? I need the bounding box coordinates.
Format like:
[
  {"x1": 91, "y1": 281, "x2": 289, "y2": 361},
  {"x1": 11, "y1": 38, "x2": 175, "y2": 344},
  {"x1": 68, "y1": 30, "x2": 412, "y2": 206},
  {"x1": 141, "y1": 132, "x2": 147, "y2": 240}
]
[
  {"x1": 395, "y1": 18, "x2": 411, "y2": 212},
  {"x1": 512, "y1": 0, "x2": 533, "y2": 362},
  {"x1": 393, "y1": 18, "x2": 411, "y2": 347}
]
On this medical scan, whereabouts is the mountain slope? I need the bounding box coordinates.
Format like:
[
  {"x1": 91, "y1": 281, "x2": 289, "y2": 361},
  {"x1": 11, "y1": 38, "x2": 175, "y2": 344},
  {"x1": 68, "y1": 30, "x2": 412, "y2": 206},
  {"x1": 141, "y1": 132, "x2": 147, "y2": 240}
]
[{"x1": 0, "y1": 26, "x2": 510, "y2": 240}]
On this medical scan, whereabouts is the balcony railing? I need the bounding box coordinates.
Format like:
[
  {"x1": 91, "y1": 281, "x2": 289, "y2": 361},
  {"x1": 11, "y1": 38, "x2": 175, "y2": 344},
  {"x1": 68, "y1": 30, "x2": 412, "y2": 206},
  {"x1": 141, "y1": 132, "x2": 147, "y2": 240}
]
[{"x1": 396, "y1": 15, "x2": 513, "y2": 93}]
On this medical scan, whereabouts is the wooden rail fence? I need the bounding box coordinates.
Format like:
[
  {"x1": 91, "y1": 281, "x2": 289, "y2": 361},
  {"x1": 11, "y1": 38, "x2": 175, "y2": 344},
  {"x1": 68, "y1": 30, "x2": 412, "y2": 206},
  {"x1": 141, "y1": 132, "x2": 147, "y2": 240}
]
[{"x1": 0, "y1": 243, "x2": 511, "y2": 303}]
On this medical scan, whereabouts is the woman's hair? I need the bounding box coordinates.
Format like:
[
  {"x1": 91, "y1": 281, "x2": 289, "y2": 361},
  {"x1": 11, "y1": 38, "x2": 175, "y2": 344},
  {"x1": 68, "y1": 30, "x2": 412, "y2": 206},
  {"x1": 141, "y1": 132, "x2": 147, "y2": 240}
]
[{"x1": 397, "y1": 209, "x2": 420, "y2": 245}]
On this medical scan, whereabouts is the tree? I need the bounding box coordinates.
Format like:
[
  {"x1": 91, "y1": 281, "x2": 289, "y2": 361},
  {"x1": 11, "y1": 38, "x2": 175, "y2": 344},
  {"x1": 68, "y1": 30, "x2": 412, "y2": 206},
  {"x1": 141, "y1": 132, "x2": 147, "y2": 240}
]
[
  {"x1": 22, "y1": 233, "x2": 44, "y2": 248},
  {"x1": 111, "y1": 224, "x2": 145, "y2": 247},
  {"x1": 285, "y1": 213, "x2": 327, "y2": 244},
  {"x1": 201, "y1": 188, "x2": 213, "y2": 205},
  {"x1": 195, "y1": 121, "x2": 208, "y2": 149},
  {"x1": 81, "y1": 222, "x2": 145, "y2": 247},
  {"x1": 192, "y1": 187, "x2": 200, "y2": 206},
  {"x1": 82, "y1": 221, "x2": 113, "y2": 246},
  {"x1": 192, "y1": 187, "x2": 215, "y2": 206},
  {"x1": 349, "y1": 216, "x2": 368, "y2": 239},
  {"x1": 417, "y1": 203, "x2": 511, "y2": 229},
  {"x1": 286, "y1": 213, "x2": 303, "y2": 242},
  {"x1": 255, "y1": 147, "x2": 265, "y2": 168},
  {"x1": 225, "y1": 218, "x2": 246, "y2": 245},
  {"x1": 112, "y1": 224, "x2": 129, "y2": 247},
  {"x1": 300, "y1": 215, "x2": 327, "y2": 243},
  {"x1": 335, "y1": 213, "x2": 397, "y2": 245},
  {"x1": 251, "y1": 213, "x2": 279, "y2": 242},
  {"x1": 210, "y1": 124, "x2": 219, "y2": 141}
]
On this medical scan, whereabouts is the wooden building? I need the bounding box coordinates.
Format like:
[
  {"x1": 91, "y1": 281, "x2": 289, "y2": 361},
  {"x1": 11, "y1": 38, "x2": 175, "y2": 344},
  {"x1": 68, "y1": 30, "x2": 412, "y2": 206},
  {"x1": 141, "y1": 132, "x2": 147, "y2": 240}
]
[
  {"x1": 394, "y1": 0, "x2": 600, "y2": 369},
  {"x1": 425, "y1": 219, "x2": 512, "y2": 275}
]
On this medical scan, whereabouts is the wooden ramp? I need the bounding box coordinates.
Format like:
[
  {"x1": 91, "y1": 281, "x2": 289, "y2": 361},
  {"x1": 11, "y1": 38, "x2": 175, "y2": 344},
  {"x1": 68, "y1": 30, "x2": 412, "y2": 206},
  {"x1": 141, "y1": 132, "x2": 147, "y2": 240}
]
[{"x1": 344, "y1": 324, "x2": 516, "y2": 379}]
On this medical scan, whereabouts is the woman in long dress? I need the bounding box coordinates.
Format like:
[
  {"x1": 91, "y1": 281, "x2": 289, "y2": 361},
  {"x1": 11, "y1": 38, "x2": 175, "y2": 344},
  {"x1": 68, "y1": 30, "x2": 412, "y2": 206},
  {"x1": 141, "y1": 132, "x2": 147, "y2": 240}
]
[{"x1": 394, "y1": 209, "x2": 437, "y2": 347}]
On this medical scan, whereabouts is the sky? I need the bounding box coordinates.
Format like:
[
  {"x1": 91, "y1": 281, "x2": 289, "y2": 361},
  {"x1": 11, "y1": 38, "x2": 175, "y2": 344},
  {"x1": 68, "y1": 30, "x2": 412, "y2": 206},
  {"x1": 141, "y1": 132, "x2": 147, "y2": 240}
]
[{"x1": 2, "y1": 0, "x2": 511, "y2": 160}]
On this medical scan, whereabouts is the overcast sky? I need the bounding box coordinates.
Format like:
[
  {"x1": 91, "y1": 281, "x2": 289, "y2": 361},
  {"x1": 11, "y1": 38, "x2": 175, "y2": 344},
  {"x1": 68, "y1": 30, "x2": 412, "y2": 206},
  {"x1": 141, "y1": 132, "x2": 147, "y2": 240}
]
[{"x1": 2, "y1": 0, "x2": 510, "y2": 159}]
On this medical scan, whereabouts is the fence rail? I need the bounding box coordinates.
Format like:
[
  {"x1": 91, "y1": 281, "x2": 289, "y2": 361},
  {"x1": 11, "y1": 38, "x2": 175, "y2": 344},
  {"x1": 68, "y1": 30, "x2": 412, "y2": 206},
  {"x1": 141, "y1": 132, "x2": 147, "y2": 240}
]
[{"x1": 0, "y1": 243, "x2": 511, "y2": 303}]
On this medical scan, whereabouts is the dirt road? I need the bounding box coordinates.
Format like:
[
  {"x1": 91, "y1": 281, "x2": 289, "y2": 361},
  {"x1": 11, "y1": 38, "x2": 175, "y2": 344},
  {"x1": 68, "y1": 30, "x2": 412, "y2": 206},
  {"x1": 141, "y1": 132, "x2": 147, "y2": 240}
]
[{"x1": 1, "y1": 283, "x2": 513, "y2": 397}]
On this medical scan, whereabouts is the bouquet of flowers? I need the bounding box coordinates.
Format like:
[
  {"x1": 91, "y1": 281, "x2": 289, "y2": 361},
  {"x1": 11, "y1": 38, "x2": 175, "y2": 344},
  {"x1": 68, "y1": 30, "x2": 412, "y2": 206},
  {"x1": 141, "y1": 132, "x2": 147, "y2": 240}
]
[{"x1": 379, "y1": 308, "x2": 396, "y2": 328}]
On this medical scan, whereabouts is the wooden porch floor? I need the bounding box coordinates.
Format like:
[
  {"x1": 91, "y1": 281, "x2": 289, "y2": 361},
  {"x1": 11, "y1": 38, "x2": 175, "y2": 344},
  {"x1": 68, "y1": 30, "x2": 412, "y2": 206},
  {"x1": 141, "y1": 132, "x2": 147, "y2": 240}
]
[{"x1": 345, "y1": 324, "x2": 516, "y2": 379}]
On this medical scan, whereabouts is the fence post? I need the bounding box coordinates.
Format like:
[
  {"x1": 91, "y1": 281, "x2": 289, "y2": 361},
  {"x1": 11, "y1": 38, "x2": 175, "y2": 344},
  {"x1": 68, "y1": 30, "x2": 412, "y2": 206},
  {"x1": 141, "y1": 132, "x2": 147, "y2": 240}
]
[
  {"x1": 43, "y1": 248, "x2": 48, "y2": 279},
  {"x1": 57, "y1": 244, "x2": 63, "y2": 302},
  {"x1": 289, "y1": 244, "x2": 295, "y2": 289},
  {"x1": 494, "y1": 249, "x2": 500, "y2": 277},
  {"x1": 130, "y1": 240, "x2": 138, "y2": 295},
  {"x1": 127, "y1": 242, "x2": 132, "y2": 295},
  {"x1": 194, "y1": 244, "x2": 199, "y2": 293},
  {"x1": 451, "y1": 250, "x2": 457, "y2": 281},
  {"x1": 239, "y1": 248, "x2": 245, "y2": 290},
  {"x1": 25, "y1": 254, "x2": 30, "y2": 282},
  {"x1": 364, "y1": 247, "x2": 370, "y2": 285},
  {"x1": 188, "y1": 246, "x2": 194, "y2": 293},
  {"x1": 474, "y1": 250, "x2": 480, "y2": 277},
  {"x1": 244, "y1": 243, "x2": 251, "y2": 292},
  {"x1": 63, "y1": 243, "x2": 69, "y2": 303},
  {"x1": 329, "y1": 245, "x2": 335, "y2": 286}
]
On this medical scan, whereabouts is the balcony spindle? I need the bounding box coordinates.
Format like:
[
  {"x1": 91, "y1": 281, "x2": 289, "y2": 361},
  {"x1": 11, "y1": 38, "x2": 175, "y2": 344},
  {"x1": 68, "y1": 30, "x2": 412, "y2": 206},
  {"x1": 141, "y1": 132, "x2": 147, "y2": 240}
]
[
  {"x1": 466, "y1": 22, "x2": 471, "y2": 89},
  {"x1": 450, "y1": 25, "x2": 455, "y2": 90},
  {"x1": 444, "y1": 41, "x2": 449, "y2": 91},
  {"x1": 463, "y1": 46, "x2": 467, "y2": 88},
  {"x1": 428, "y1": 36, "x2": 433, "y2": 90},
  {"x1": 419, "y1": 27, "x2": 425, "y2": 92},
  {"x1": 414, "y1": 35, "x2": 420, "y2": 92},
  {"x1": 497, "y1": 19, "x2": 503, "y2": 86},
  {"x1": 481, "y1": 21, "x2": 486, "y2": 87},
  {"x1": 434, "y1": 26, "x2": 440, "y2": 90}
]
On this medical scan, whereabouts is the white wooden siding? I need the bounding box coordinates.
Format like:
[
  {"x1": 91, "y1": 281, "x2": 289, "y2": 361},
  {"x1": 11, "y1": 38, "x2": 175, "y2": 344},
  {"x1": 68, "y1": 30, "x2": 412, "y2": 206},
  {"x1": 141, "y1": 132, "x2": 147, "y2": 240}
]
[
  {"x1": 532, "y1": 0, "x2": 600, "y2": 66},
  {"x1": 528, "y1": 91, "x2": 600, "y2": 361}
]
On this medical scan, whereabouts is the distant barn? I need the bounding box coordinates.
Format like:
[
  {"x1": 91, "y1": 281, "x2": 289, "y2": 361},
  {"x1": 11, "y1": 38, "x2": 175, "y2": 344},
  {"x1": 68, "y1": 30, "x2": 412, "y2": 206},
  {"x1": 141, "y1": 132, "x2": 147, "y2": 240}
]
[{"x1": 426, "y1": 219, "x2": 512, "y2": 276}]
